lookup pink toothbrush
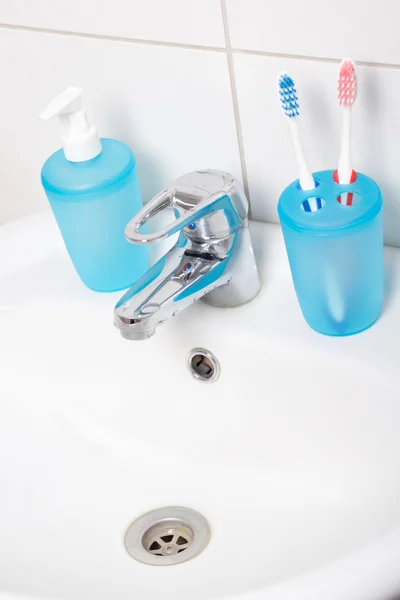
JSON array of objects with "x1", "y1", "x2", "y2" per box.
[{"x1": 334, "y1": 58, "x2": 357, "y2": 205}]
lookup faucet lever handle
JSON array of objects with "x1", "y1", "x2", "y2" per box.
[
  {"x1": 124, "y1": 188, "x2": 199, "y2": 244},
  {"x1": 124, "y1": 170, "x2": 248, "y2": 245},
  {"x1": 125, "y1": 191, "x2": 241, "y2": 245}
]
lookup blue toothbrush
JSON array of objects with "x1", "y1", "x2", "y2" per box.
[{"x1": 278, "y1": 73, "x2": 316, "y2": 207}]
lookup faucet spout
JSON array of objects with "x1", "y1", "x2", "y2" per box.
[
  {"x1": 114, "y1": 243, "x2": 232, "y2": 340},
  {"x1": 114, "y1": 170, "x2": 260, "y2": 340},
  {"x1": 118, "y1": 325, "x2": 155, "y2": 341}
]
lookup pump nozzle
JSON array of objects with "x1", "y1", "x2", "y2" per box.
[{"x1": 40, "y1": 87, "x2": 102, "y2": 162}]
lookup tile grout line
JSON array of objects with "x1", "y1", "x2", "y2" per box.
[
  {"x1": 232, "y1": 47, "x2": 400, "y2": 70},
  {"x1": 2, "y1": 22, "x2": 400, "y2": 70},
  {"x1": 219, "y1": 0, "x2": 251, "y2": 205},
  {"x1": 0, "y1": 22, "x2": 226, "y2": 53}
]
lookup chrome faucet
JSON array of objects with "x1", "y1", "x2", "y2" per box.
[{"x1": 114, "y1": 170, "x2": 260, "y2": 340}]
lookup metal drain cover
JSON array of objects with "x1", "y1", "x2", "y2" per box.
[
  {"x1": 187, "y1": 348, "x2": 220, "y2": 383},
  {"x1": 124, "y1": 506, "x2": 211, "y2": 566}
]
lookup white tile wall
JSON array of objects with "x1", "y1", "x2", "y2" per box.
[
  {"x1": 226, "y1": 0, "x2": 400, "y2": 64},
  {"x1": 1, "y1": 0, "x2": 400, "y2": 247},
  {"x1": 0, "y1": 0, "x2": 225, "y2": 47}
]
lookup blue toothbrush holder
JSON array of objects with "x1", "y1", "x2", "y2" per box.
[{"x1": 278, "y1": 170, "x2": 384, "y2": 336}]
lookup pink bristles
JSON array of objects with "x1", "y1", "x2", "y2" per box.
[{"x1": 338, "y1": 59, "x2": 357, "y2": 106}]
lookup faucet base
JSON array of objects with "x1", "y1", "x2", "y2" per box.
[{"x1": 202, "y1": 225, "x2": 261, "y2": 308}]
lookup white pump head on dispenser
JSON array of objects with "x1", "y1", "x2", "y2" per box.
[{"x1": 40, "y1": 87, "x2": 102, "y2": 162}]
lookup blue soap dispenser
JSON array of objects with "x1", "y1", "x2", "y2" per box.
[{"x1": 40, "y1": 87, "x2": 148, "y2": 292}]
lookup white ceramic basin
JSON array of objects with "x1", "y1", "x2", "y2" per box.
[{"x1": 1, "y1": 212, "x2": 400, "y2": 600}]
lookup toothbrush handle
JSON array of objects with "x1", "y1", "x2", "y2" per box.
[
  {"x1": 333, "y1": 168, "x2": 357, "y2": 206},
  {"x1": 289, "y1": 118, "x2": 315, "y2": 191},
  {"x1": 333, "y1": 169, "x2": 357, "y2": 184},
  {"x1": 338, "y1": 107, "x2": 352, "y2": 184}
]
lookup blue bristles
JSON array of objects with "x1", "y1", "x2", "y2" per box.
[{"x1": 278, "y1": 73, "x2": 299, "y2": 118}]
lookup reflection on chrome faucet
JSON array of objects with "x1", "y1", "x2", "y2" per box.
[{"x1": 114, "y1": 170, "x2": 261, "y2": 340}]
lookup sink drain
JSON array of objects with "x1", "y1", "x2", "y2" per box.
[
  {"x1": 142, "y1": 519, "x2": 193, "y2": 556},
  {"x1": 124, "y1": 506, "x2": 211, "y2": 566},
  {"x1": 187, "y1": 348, "x2": 220, "y2": 383}
]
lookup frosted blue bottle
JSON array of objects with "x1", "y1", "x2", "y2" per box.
[
  {"x1": 278, "y1": 170, "x2": 384, "y2": 336},
  {"x1": 40, "y1": 87, "x2": 148, "y2": 292}
]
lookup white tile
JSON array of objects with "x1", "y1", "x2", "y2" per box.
[
  {"x1": 0, "y1": 28, "x2": 241, "y2": 223},
  {"x1": 227, "y1": 0, "x2": 400, "y2": 64},
  {"x1": 234, "y1": 53, "x2": 400, "y2": 246},
  {"x1": 0, "y1": 0, "x2": 225, "y2": 48}
]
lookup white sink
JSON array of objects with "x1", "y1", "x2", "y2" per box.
[{"x1": 1, "y1": 211, "x2": 400, "y2": 600}]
